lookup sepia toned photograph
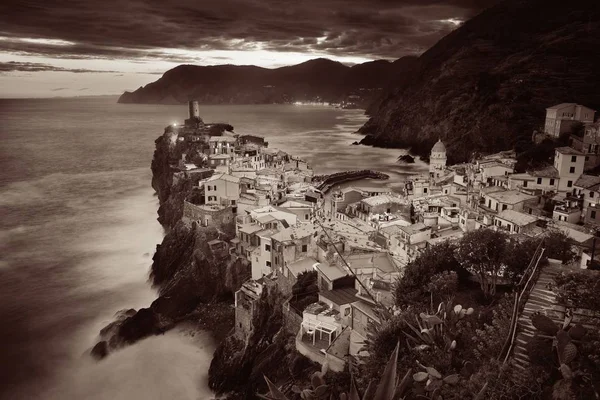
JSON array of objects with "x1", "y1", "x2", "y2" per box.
[{"x1": 1, "y1": 1, "x2": 599, "y2": 399}]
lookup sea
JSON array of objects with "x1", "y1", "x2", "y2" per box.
[{"x1": 0, "y1": 96, "x2": 427, "y2": 400}]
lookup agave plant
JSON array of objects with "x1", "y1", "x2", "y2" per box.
[{"x1": 259, "y1": 342, "x2": 412, "y2": 400}]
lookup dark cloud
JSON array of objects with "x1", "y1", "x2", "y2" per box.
[
  {"x1": 0, "y1": 61, "x2": 119, "y2": 73},
  {"x1": 0, "y1": 0, "x2": 501, "y2": 62}
]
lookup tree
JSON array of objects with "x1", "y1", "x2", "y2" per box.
[
  {"x1": 456, "y1": 229, "x2": 508, "y2": 298},
  {"x1": 394, "y1": 241, "x2": 465, "y2": 306},
  {"x1": 544, "y1": 230, "x2": 576, "y2": 264},
  {"x1": 503, "y1": 236, "x2": 542, "y2": 282}
]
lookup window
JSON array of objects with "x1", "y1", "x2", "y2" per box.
[
  {"x1": 423, "y1": 188, "x2": 428, "y2": 194},
  {"x1": 265, "y1": 244, "x2": 270, "y2": 252},
  {"x1": 523, "y1": 180, "x2": 528, "y2": 187},
  {"x1": 591, "y1": 192, "x2": 595, "y2": 198},
  {"x1": 592, "y1": 211, "x2": 597, "y2": 219},
  {"x1": 550, "y1": 179, "x2": 555, "y2": 185},
  {"x1": 537, "y1": 178, "x2": 542, "y2": 184},
  {"x1": 571, "y1": 156, "x2": 577, "y2": 162},
  {"x1": 274, "y1": 257, "x2": 278, "y2": 265},
  {"x1": 305, "y1": 214, "x2": 309, "y2": 220},
  {"x1": 567, "y1": 181, "x2": 573, "y2": 188},
  {"x1": 569, "y1": 167, "x2": 575, "y2": 173},
  {"x1": 207, "y1": 186, "x2": 211, "y2": 191},
  {"x1": 266, "y1": 261, "x2": 271, "y2": 268},
  {"x1": 502, "y1": 204, "x2": 508, "y2": 211},
  {"x1": 302, "y1": 244, "x2": 307, "y2": 252}
]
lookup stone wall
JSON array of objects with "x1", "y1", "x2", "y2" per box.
[
  {"x1": 183, "y1": 201, "x2": 234, "y2": 227},
  {"x1": 282, "y1": 301, "x2": 302, "y2": 335}
]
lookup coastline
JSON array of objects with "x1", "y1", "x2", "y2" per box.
[{"x1": 89, "y1": 102, "x2": 429, "y2": 399}]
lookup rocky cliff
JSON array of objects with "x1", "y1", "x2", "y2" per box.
[
  {"x1": 118, "y1": 57, "x2": 417, "y2": 106},
  {"x1": 93, "y1": 127, "x2": 250, "y2": 358},
  {"x1": 359, "y1": 0, "x2": 600, "y2": 163}
]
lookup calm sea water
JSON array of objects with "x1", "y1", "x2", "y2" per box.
[{"x1": 0, "y1": 97, "x2": 426, "y2": 400}]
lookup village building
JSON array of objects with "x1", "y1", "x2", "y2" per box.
[
  {"x1": 574, "y1": 174, "x2": 600, "y2": 217},
  {"x1": 508, "y1": 166, "x2": 559, "y2": 193},
  {"x1": 569, "y1": 122, "x2": 600, "y2": 170},
  {"x1": 349, "y1": 194, "x2": 410, "y2": 224},
  {"x1": 480, "y1": 189, "x2": 537, "y2": 214},
  {"x1": 553, "y1": 199, "x2": 582, "y2": 224},
  {"x1": 544, "y1": 103, "x2": 596, "y2": 138},
  {"x1": 493, "y1": 209, "x2": 539, "y2": 235},
  {"x1": 429, "y1": 139, "x2": 447, "y2": 178},
  {"x1": 324, "y1": 187, "x2": 365, "y2": 219},
  {"x1": 553, "y1": 147, "x2": 586, "y2": 193},
  {"x1": 234, "y1": 278, "x2": 264, "y2": 340},
  {"x1": 202, "y1": 173, "x2": 240, "y2": 210},
  {"x1": 278, "y1": 199, "x2": 314, "y2": 222}
]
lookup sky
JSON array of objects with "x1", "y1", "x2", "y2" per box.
[{"x1": 0, "y1": 0, "x2": 500, "y2": 98}]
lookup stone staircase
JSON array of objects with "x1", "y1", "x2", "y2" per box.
[{"x1": 511, "y1": 260, "x2": 576, "y2": 372}]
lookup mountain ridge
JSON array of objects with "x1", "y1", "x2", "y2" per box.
[
  {"x1": 359, "y1": 0, "x2": 600, "y2": 163},
  {"x1": 118, "y1": 57, "x2": 417, "y2": 106}
]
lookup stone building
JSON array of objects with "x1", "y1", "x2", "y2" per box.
[{"x1": 429, "y1": 139, "x2": 447, "y2": 178}]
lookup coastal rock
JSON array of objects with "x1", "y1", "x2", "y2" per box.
[
  {"x1": 397, "y1": 154, "x2": 415, "y2": 164},
  {"x1": 91, "y1": 341, "x2": 108, "y2": 360},
  {"x1": 208, "y1": 285, "x2": 295, "y2": 398}
]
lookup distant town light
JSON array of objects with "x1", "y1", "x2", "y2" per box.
[{"x1": 172, "y1": 122, "x2": 177, "y2": 126}]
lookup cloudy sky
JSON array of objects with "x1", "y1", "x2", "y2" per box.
[{"x1": 0, "y1": 0, "x2": 499, "y2": 98}]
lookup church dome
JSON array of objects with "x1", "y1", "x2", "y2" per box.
[{"x1": 431, "y1": 139, "x2": 446, "y2": 153}]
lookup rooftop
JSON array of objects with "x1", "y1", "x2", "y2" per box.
[
  {"x1": 271, "y1": 223, "x2": 318, "y2": 242},
  {"x1": 555, "y1": 147, "x2": 584, "y2": 156},
  {"x1": 362, "y1": 194, "x2": 408, "y2": 207},
  {"x1": 546, "y1": 103, "x2": 576, "y2": 110},
  {"x1": 529, "y1": 166, "x2": 559, "y2": 178},
  {"x1": 345, "y1": 252, "x2": 399, "y2": 274},
  {"x1": 256, "y1": 228, "x2": 279, "y2": 239},
  {"x1": 399, "y1": 222, "x2": 431, "y2": 235},
  {"x1": 315, "y1": 261, "x2": 349, "y2": 282},
  {"x1": 279, "y1": 199, "x2": 313, "y2": 208},
  {"x1": 496, "y1": 209, "x2": 538, "y2": 226},
  {"x1": 487, "y1": 190, "x2": 536, "y2": 205},
  {"x1": 205, "y1": 172, "x2": 240, "y2": 184},
  {"x1": 319, "y1": 287, "x2": 358, "y2": 306},
  {"x1": 287, "y1": 257, "x2": 319, "y2": 278},
  {"x1": 431, "y1": 139, "x2": 446, "y2": 153},
  {"x1": 575, "y1": 174, "x2": 600, "y2": 190},
  {"x1": 238, "y1": 223, "x2": 264, "y2": 235},
  {"x1": 209, "y1": 135, "x2": 236, "y2": 142}
]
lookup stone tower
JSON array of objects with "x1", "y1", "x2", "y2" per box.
[
  {"x1": 429, "y1": 139, "x2": 447, "y2": 178},
  {"x1": 188, "y1": 100, "x2": 200, "y2": 119}
]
